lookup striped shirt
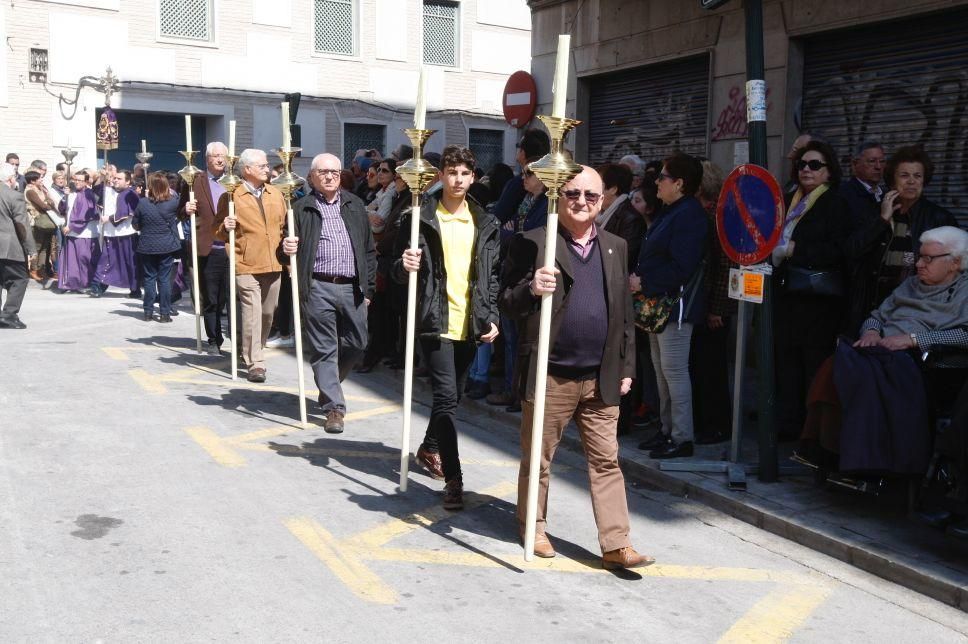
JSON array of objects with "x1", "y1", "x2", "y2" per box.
[{"x1": 313, "y1": 191, "x2": 356, "y2": 277}]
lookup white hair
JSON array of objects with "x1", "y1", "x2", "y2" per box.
[
  {"x1": 619, "y1": 154, "x2": 645, "y2": 176},
  {"x1": 238, "y1": 148, "x2": 265, "y2": 169},
  {"x1": 206, "y1": 141, "x2": 227, "y2": 157},
  {"x1": 0, "y1": 163, "x2": 15, "y2": 182},
  {"x1": 921, "y1": 226, "x2": 968, "y2": 270}
]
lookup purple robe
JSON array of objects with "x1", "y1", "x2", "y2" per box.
[
  {"x1": 58, "y1": 188, "x2": 101, "y2": 290},
  {"x1": 112, "y1": 187, "x2": 140, "y2": 225},
  {"x1": 93, "y1": 187, "x2": 141, "y2": 290}
]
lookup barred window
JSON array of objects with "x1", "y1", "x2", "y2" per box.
[
  {"x1": 469, "y1": 129, "x2": 504, "y2": 174},
  {"x1": 343, "y1": 124, "x2": 386, "y2": 167},
  {"x1": 159, "y1": 0, "x2": 213, "y2": 42},
  {"x1": 423, "y1": 1, "x2": 458, "y2": 67},
  {"x1": 315, "y1": 0, "x2": 356, "y2": 56}
]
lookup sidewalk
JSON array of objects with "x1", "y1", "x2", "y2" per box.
[{"x1": 363, "y1": 364, "x2": 968, "y2": 612}]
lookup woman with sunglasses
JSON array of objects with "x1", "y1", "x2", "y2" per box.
[
  {"x1": 773, "y1": 140, "x2": 852, "y2": 440},
  {"x1": 845, "y1": 146, "x2": 957, "y2": 334},
  {"x1": 631, "y1": 152, "x2": 708, "y2": 459}
]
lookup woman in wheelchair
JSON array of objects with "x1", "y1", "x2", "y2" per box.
[{"x1": 798, "y1": 226, "x2": 968, "y2": 478}]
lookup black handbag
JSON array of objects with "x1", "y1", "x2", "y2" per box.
[{"x1": 783, "y1": 265, "x2": 845, "y2": 297}]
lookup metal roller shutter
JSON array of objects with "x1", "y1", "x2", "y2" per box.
[
  {"x1": 801, "y1": 8, "x2": 968, "y2": 226},
  {"x1": 586, "y1": 54, "x2": 710, "y2": 167}
]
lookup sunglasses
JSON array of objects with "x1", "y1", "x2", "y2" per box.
[
  {"x1": 796, "y1": 159, "x2": 828, "y2": 171},
  {"x1": 562, "y1": 189, "x2": 602, "y2": 205}
]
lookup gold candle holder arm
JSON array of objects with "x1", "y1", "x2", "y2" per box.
[
  {"x1": 271, "y1": 147, "x2": 308, "y2": 427},
  {"x1": 218, "y1": 155, "x2": 242, "y2": 380},
  {"x1": 395, "y1": 128, "x2": 438, "y2": 493},
  {"x1": 521, "y1": 114, "x2": 582, "y2": 562}
]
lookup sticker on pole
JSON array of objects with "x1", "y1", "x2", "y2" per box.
[{"x1": 715, "y1": 164, "x2": 784, "y2": 266}]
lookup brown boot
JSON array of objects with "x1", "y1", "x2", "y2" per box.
[
  {"x1": 29, "y1": 269, "x2": 43, "y2": 282},
  {"x1": 324, "y1": 410, "x2": 345, "y2": 434},
  {"x1": 602, "y1": 546, "x2": 655, "y2": 570},
  {"x1": 416, "y1": 444, "x2": 444, "y2": 479},
  {"x1": 442, "y1": 478, "x2": 463, "y2": 511},
  {"x1": 519, "y1": 530, "x2": 556, "y2": 558}
]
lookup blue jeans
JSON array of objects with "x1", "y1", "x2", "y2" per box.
[
  {"x1": 502, "y1": 315, "x2": 518, "y2": 393},
  {"x1": 468, "y1": 342, "x2": 492, "y2": 384},
  {"x1": 141, "y1": 252, "x2": 175, "y2": 315}
]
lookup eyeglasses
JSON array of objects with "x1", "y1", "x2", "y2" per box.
[
  {"x1": 796, "y1": 159, "x2": 828, "y2": 171},
  {"x1": 523, "y1": 169, "x2": 535, "y2": 178},
  {"x1": 312, "y1": 169, "x2": 341, "y2": 177},
  {"x1": 657, "y1": 172, "x2": 676, "y2": 182},
  {"x1": 248, "y1": 163, "x2": 271, "y2": 169},
  {"x1": 916, "y1": 252, "x2": 951, "y2": 265},
  {"x1": 562, "y1": 189, "x2": 601, "y2": 205},
  {"x1": 377, "y1": 168, "x2": 392, "y2": 174}
]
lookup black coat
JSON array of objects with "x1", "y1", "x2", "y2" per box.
[
  {"x1": 603, "y1": 197, "x2": 646, "y2": 273},
  {"x1": 289, "y1": 189, "x2": 376, "y2": 304},
  {"x1": 132, "y1": 197, "x2": 181, "y2": 255},
  {"x1": 844, "y1": 195, "x2": 958, "y2": 334},
  {"x1": 391, "y1": 194, "x2": 500, "y2": 341},
  {"x1": 499, "y1": 227, "x2": 635, "y2": 406},
  {"x1": 775, "y1": 187, "x2": 852, "y2": 345}
]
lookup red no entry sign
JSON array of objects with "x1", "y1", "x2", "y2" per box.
[
  {"x1": 715, "y1": 164, "x2": 785, "y2": 265},
  {"x1": 503, "y1": 71, "x2": 537, "y2": 128}
]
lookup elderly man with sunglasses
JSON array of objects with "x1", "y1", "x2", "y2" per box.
[
  {"x1": 499, "y1": 165, "x2": 653, "y2": 570},
  {"x1": 282, "y1": 153, "x2": 375, "y2": 433}
]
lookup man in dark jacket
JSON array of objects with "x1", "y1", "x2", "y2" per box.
[
  {"x1": 394, "y1": 145, "x2": 500, "y2": 511},
  {"x1": 499, "y1": 165, "x2": 652, "y2": 570},
  {"x1": 282, "y1": 153, "x2": 376, "y2": 433},
  {"x1": 0, "y1": 163, "x2": 37, "y2": 328}
]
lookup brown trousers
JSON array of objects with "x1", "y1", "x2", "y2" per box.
[
  {"x1": 237, "y1": 272, "x2": 281, "y2": 370},
  {"x1": 518, "y1": 374, "x2": 632, "y2": 553}
]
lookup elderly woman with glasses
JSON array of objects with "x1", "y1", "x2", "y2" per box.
[
  {"x1": 631, "y1": 152, "x2": 708, "y2": 459},
  {"x1": 800, "y1": 226, "x2": 968, "y2": 476},
  {"x1": 773, "y1": 139, "x2": 852, "y2": 440},
  {"x1": 845, "y1": 145, "x2": 958, "y2": 333}
]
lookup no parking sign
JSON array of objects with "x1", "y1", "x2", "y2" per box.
[{"x1": 715, "y1": 164, "x2": 784, "y2": 266}]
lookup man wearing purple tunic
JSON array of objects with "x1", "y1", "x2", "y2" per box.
[
  {"x1": 58, "y1": 170, "x2": 101, "y2": 293},
  {"x1": 91, "y1": 170, "x2": 141, "y2": 297}
]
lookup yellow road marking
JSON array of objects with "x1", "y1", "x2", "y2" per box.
[
  {"x1": 184, "y1": 426, "x2": 247, "y2": 467},
  {"x1": 284, "y1": 517, "x2": 397, "y2": 605},
  {"x1": 353, "y1": 482, "x2": 517, "y2": 549},
  {"x1": 128, "y1": 369, "x2": 168, "y2": 394},
  {"x1": 718, "y1": 582, "x2": 833, "y2": 643},
  {"x1": 102, "y1": 347, "x2": 129, "y2": 361}
]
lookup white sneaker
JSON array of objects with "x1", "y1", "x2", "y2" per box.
[{"x1": 266, "y1": 335, "x2": 295, "y2": 348}]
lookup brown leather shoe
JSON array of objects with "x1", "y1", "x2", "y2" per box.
[
  {"x1": 29, "y1": 269, "x2": 43, "y2": 282},
  {"x1": 324, "y1": 410, "x2": 345, "y2": 434},
  {"x1": 416, "y1": 444, "x2": 444, "y2": 480},
  {"x1": 518, "y1": 531, "x2": 556, "y2": 558},
  {"x1": 602, "y1": 546, "x2": 655, "y2": 570},
  {"x1": 442, "y1": 478, "x2": 463, "y2": 511},
  {"x1": 247, "y1": 367, "x2": 266, "y2": 383}
]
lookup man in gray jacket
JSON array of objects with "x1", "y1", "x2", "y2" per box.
[{"x1": 0, "y1": 162, "x2": 37, "y2": 328}]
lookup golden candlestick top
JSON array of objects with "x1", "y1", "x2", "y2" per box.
[
  {"x1": 271, "y1": 147, "x2": 304, "y2": 199},
  {"x1": 218, "y1": 154, "x2": 243, "y2": 195},
  {"x1": 397, "y1": 128, "x2": 439, "y2": 194},
  {"x1": 177, "y1": 150, "x2": 202, "y2": 188},
  {"x1": 527, "y1": 115, "x2": 583, "y2": 196}
]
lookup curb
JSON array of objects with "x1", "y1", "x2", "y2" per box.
[{"x1": 362, "y1": 367, "x2": 968, "y2": 612}]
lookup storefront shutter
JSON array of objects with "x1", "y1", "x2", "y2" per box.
[
  {"x1": 586, "y1": 54, "x2": 710, "y2": 167},
  {"x1": 801, "y1": 7, "x2": 968, "y2": 226}
]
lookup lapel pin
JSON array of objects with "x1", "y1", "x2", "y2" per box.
[{"x1": 608, "y1": 248, "x2": 613, "y2": 254}]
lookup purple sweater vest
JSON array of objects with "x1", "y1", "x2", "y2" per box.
[{"x1": 548, "y1": 240, "x2": 608, "y2": 379}]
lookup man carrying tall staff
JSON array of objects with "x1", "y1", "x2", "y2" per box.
[
  {"x1": 394, "y1": 145, "x2": 501, "y2": 510},
  {"x1": 282, "y1": 153, "x2": 376, "y2": 433},
  {"x1": 214, "y1": 149, "x2": 286, "y2": 383},
  {"x1": 182, "y1": 142, "x2": 231, "y2": 355},
  {"x1": 499, "y1": 165, "x2": 653, "y2": 569}
]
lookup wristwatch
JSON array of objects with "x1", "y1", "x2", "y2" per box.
[{"x1": 909, "y1": 333, "x2": 918, "y2": 348}]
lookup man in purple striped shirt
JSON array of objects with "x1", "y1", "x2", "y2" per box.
[{"x1": 283, "y1": 153, "x2": 376, "y2": 433}]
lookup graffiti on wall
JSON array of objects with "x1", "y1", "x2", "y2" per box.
[
  {"x1": 711, "y1": 85, "x2": 772, "y2": 142},
  {"x1": 802, "y1": 70, "x2": 968, "y2": 219}
]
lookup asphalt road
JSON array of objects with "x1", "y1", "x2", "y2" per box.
[{"x1": 2, "y1": 282, "x2": 967, "y2": 642}]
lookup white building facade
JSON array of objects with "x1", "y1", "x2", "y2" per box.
[{"x1": 1, "y1": 0, "x2": 532, "y2": 173}]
